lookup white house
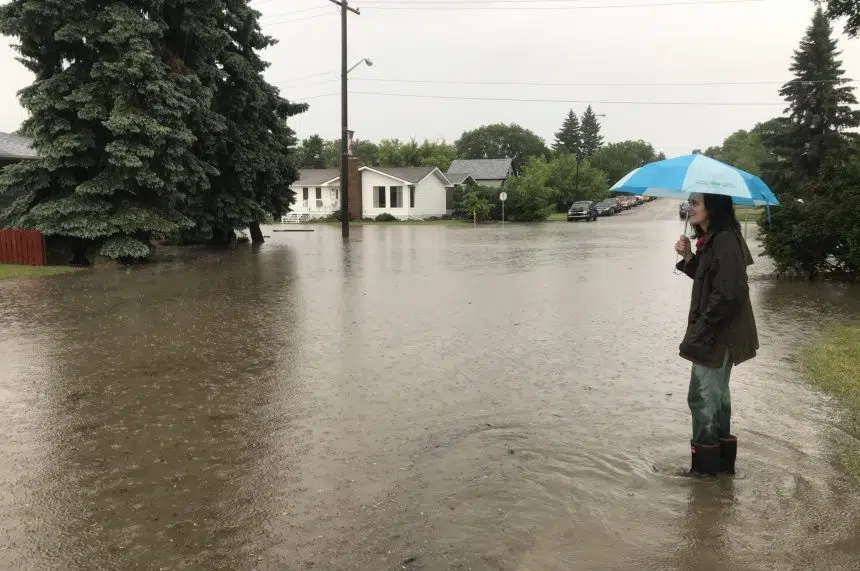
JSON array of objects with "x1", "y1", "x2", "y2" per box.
[
  {"x1": 359, "y1": 166, "x2": 452, "y2": 220},
  {"x1": 289, "y1": 168, "x2": 340, "y2": 219},
  {"x1": 446, "y1": 158, "x2": 513, "y2": 188}
]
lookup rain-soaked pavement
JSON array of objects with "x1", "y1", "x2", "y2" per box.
[{"x1": 1, "y1": 199, "x2": 859, "y2": 571}]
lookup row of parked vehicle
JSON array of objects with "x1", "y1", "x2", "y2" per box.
[{"x1": 566, "y1": 195, "x2": 651, "y2": 222}]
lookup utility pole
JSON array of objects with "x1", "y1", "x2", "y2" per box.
[{"x1": 329, "y1": 0, "x2": 360, "y2": 239}]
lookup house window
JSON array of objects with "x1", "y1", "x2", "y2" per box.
[
  {"x1": 374, "y1": 186, "x2": 386, "y2": 208},
  {"x1": 302, "y1": 188, "x2": 309, "y2": 201},
  {"x1": 390, "y1": 186, "x2": 403, "y2": 208},
  {"x1": 409, "y1": 185, "x2": 415, "y2": 208},
  {"x1": 315, "y1": 187, "x2": 322, "y2": 200},
  {"x1": 333, "y1": 188, "x2": 339, "y2": 201}
]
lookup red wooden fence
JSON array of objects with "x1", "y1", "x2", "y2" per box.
[{"x1": 0, "y1": 229, "x2": 46, "y2": 266}]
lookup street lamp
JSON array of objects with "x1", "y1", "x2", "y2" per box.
[
  {"x1": 347, "y1": 58, "x2": 373, "y2": 75},
  {"x1": 575, "y1": 113, "x2": 607, "y2": 200}
]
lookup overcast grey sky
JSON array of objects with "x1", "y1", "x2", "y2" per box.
[{"x1": 1, "y1": 0, "x2": 858, "y2": 157}]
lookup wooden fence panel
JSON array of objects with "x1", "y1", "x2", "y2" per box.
[{"x1": 0, "y1": 229, "x2": 46, "y2": 266}]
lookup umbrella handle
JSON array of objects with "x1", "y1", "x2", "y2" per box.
[{"x1": 673, "y1": 216, "x2": 690, "y2": 274}]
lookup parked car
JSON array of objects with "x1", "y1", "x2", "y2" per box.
[
  {"x1": 618, "y1": 196, "x2": 635, "y2": 210},
  {"x1": 567, "y1": 201, "x2": 599, "y2": 222},
  {"x1": 631, "y1": 195, "x2": 644, "y2": 206},
  {"x1": 595, "y1": 199, "x2": 618, "y2": 216},
  {"x1": 679, "y1": 201, "x2": 691, "y2": 219}
]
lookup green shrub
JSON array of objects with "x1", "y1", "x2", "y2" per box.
[{"x1": 455, "y1": 190, "x2": 492, "y2": 221}]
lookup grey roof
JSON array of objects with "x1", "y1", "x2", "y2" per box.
[
  {"x1": 293, "y1": 168, "x2": 340, "y2": 186},
  {"x1": 445, "y1": 172, "x2": 474, "y2": 185},
  {"x1": 447, "y1": 158, "x2": 512, "y2": 181},
  {"x1": 0, "y1": 132, "x2": 38, "y2": 160},
  {"x1": 363, "y1": 166, "x2": 442, "y2": 184}
]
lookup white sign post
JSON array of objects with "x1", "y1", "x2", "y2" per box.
[{"x1": 499, "y1": 191, "x2": 508, "y2": 225}]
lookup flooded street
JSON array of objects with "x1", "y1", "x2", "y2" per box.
[{"x1": 2, "y1": 200, "x2": 859, "y2": 570}]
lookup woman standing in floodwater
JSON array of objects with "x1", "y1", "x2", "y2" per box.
[{"x1": 674, "y1": 193, "x2": 759, "y2": 477}]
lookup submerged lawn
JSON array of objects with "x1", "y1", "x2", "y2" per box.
[
  {"x1": 804, "y1": 326, "x2": 860, "y2": 484},
  {"x1": 0, "y1": 264, "x2": 78, "y2": 280}
]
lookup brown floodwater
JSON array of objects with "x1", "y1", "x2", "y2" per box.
[{"x1": 1, "y1": 200, "x2": 859, "y2": 570}]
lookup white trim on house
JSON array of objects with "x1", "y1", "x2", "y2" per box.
[
  {"x1": 359, "y1": 166, "x2": 412, "y2": 185},
  {"x1": 358, "y1": 166, "x2": 452, "y2": 188}
]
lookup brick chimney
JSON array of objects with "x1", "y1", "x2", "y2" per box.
[{"x1": 347, "y1": 156, "x2": 362, "y2": 220}]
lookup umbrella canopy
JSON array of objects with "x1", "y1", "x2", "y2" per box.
[{"x1": 610, "y1": 154, "x2": 780, "y2": 206}]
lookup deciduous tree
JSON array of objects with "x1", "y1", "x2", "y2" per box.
[
  {"x1": 590, "y1": 140, "x2": 661, "y2": 186},
  {"x1": 455, "y1": 123, "x2": 549, "y2": 175}
]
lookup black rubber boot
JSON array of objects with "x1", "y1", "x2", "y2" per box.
[
  {"x1": 688, "y1": 440, "x2": 721, "y2": 477},
  {"x1": 719, "y1": 435, "x2": 737, "y2": 475}
]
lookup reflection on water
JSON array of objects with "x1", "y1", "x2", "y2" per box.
[
  {"x1": 1, "y1": 203, "x2": 859, "y2": 570},
  {"x1": 670, "y1": 480, "x2": 739, "y2": 571}
]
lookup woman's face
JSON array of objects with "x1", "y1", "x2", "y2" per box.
[{"x1": 688, "y1": 193, "x2": 708, "y2": 227}]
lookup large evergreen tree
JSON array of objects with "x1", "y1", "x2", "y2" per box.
[
  {"x1": 0, "y1": 0, "x2": 215, "y2": 261},
  {"x1": 552, "y1": 109, "x2": 581, "y2": 157},
  {"x1": 171, "y1": 0, "x2": 306, "y2": 246},
  {"x1": 766, "y1": 7, "x2": 860, "y2": 186},
  {"x1": 0, "y1": 0, "x2": 305, "y2": 256},
  {"x1": 760, "y1": 7, "x2": 860, "y2": 278},
  {"x1": 579, "y1": 105, "x2": 604, "y2": 158}
]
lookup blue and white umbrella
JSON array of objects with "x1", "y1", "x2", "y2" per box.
[{"x1": 610, "y1": 153, "x2": 780, "y2": 207}]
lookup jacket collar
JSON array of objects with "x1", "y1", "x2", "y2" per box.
[{"x1": 695, "y1": 230, "x2": 716, "y2": 253}]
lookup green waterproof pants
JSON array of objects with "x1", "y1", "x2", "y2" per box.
[{"x1": 687, "y1": 351, "x2": 733, "y2": 445}]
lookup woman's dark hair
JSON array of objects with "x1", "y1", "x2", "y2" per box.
[{"x1": 692, "y1": 193, "x2": 741, "y2": 238}]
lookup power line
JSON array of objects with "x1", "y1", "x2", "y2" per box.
[
  {"x1": 360, "y1": 0, "x2": 649, "y2": 3},
  {"x1": 281, "y1": 76, "x2": 856, "y2": 88},
  {"x1": 279, "y1": 78, "x2": 340, "y2": 88},
  {"x1": 260, "y1": 0, "x2": 763, "y2": 27},
  {"x1": 292, "y1": 91, "x2": 785, "y2": 106},
  {"x1": 354, "y1": 91, "x2": 785, "y2": 105},
  {"x1": 294, "y1": 92, "x2": 341, "y2": 101},
  {"x1": 359, "y1": 0, "x2": 728, "y2": 3},
  {"x1": 278, "y1": 71, "x2": 336, "y2": 84},
  {"x1": 278, "y1": 75, "x2": 857, "y2": 89},
  {"x1": 265, "y1": 12, "x2": 337, "y2": 25},
  {"x1": 355, "y1": 0, "x2": 764, "y2": 10},
  {"x1": 260, "y1": 4, "x2": 341, "y2": 19},
  {"x1": 266, "y1": 6, "x2": 332, "y2": 16},
  {"x1": 358, "y1": 77, "x2": 854, "y2": 87}
]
